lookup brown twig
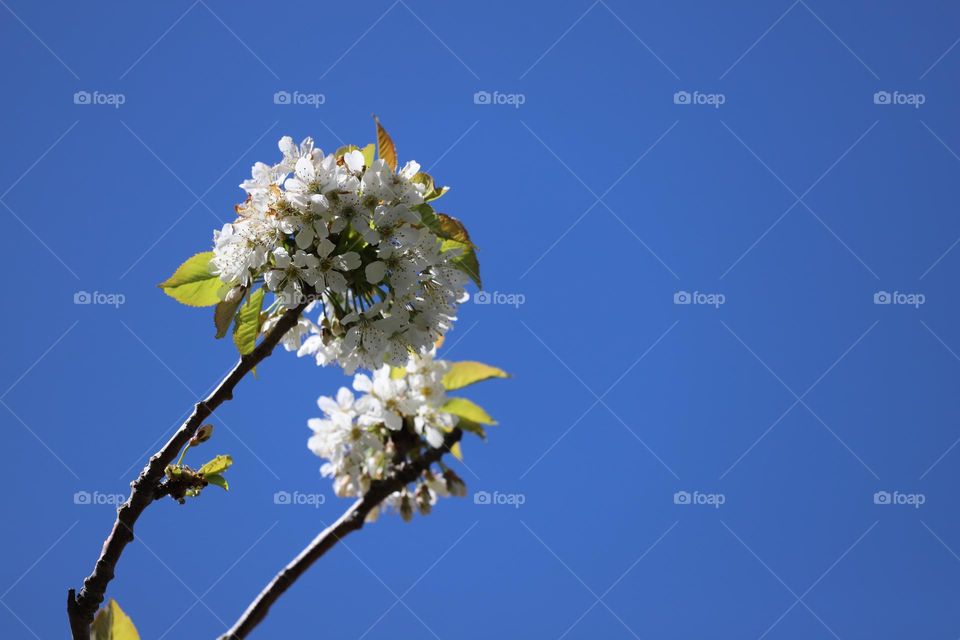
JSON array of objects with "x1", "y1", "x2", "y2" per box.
[
  {"x1": 67, "y1": 302, "x2": 308, "y2": 639},
  {"x1": 218, "y1": 428, "x2": 463, "y2": 640}
]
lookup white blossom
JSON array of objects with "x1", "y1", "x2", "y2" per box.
[
  {"x1": 307, "y1": 353, "x2": 466, "y2": 519},
  {"x1": 210, "y1": 134, "x2": 470, "y2": 374}
]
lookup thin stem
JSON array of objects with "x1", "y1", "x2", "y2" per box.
[
  {"x1": 66, "y1": 302, "x2": 309, "y2": 640},
  {"x1": 218, "y1": 428, "x2": 463, "y2": 640}
]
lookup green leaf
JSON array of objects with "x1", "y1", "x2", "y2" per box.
[
  {"x1": 411, "y1": 172, "x2": 449, "y2": 202},
  {"x1": 214, "y1": 287, "x2": 246, "y2": 339},
  {"x1": 443, "y1": 361, "x2": 509, "y2": 390},
  {"x1": 198, "y1": 454, "x2": 233, "y2": 476},
  {"x1": 458, "y1": 419, "x2": 487, "y2": 440},
  {"x1": 204, "y1": 473, "x2": 229, "y2": 491},
  {"x1": 435, "y1": 214, "x2": 472, "y2": 244},
  {"x1": 442, "y1": 397, "x2": 496, "y2": 425},
  {"x1": 334, "y1": 144, "x2": 359, "y2": 158},
  {"x1": 361, "y1": 143, "x2": 375, "y2": 168},
  {"x1": 450, "y1": 441, "x2": 463, "y2": 461},
  {"x1": 91, "y1": 599, "x2": 140, "y2": 640},
  {"x1": 233, "y1": 288, "x2": 265, "y2": 355},
  {"x1": 441, "y1": 239, "x2": 482, "y2": 289},
  {"x1": 390, "y1": 366, "x2": 406, "y2": 380},
  {"x1": 415, "y1": 206, "x2": 473, "y2": 245},
  {"x1": 374, "y1": 115, "x2": 397, "y2": 171},
  {"x1": 158, "y1": 252, "x2": 222, "y2": 307}
]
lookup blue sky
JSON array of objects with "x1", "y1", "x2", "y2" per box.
[{"x1": 2, "y1": 1, "x2": 960, "y2": 638}]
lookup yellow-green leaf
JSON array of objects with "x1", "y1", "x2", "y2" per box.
[
  {"x1": 411, "y1": 172, "x2": 449, "y2": 202},
  {"x1": 426, "y1": 185, "x2": 450, "y2": 202},
  {"x1": 435, "y1": 214, "x2": 472, "y2": 245},
  {"x1": 334, "y1": 144, "x2": 359, "y2": 157},
  {"x1": 233, "y1": 288, "x2": 264, "y2": 355},
  {"x1": 198, "y1": 454, "x2": 233, "y2": 476},
  {"x1": 390, "y1": 366, "x2": 406, "y2": 380},
  {"x1": 458, "y1": 419, "x2": 487, "y2": 440},
  {"x1": 443, "y1": 361, "x2": 509, "y2": 390},
  {"x1": 91, "y1": 599, "x2": 140, "y2": 640},
  {"x1": 374, "y1": 115, "x2": 397, "y2": 171},
  {"x1": 441, "y1": 239, "x2": 481, "y2": 289},
  {"x1": 450, "y1": 441, "x2": 463, "y2": 461},
  {"x1": 361, "y1": 143, "x2": 375, "y2": 168},
  {"x1": 214, "y1": 287, "x2": 246, "y2": 339},
  {"x1": 205, "y1": 473, "x2": 229, "y2": 491},
  {"x1": 442, "y1": 397, "x2": 496, "y2": 425},
  {"x1": 158, "y1": 252, "x2": 222, "y2": 307}
]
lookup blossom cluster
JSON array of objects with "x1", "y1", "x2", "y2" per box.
[
  {"x1": 211, "y1": 135, "x2": 470, "y2": 373},
  {"x1": 308, "y1": 352, "x2": 467, "y2": 521}
]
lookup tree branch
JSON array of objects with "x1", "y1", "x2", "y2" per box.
[
  {"x1": 67, "y1": 302, "x2": 309, "y2": 639},
  {"x1": 218, "y1": 428, "x2": 464, "y2": 640}
]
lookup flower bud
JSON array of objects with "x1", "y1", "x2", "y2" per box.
[
  {"x1": 399, "y1": 493, "x2": 414, "y2": 522},
  {"x1": 190, "y1": 424, "x2": 214, "y2": 446},
  {"x1": 443, "y1": 469, "x2": 467, "y2": 497},
  {"x1": 225, "y1": 285, "x2": 246, "y2": 303},
  {"x1": 415, "y1": 483, "x2": 433, "y2": 516}
]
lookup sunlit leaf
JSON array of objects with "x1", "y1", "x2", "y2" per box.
[
  {"x1": 158, "y1": 252, "x2": 222, "y2": 307},
  {"x1": 450, "y1": 441, "x2": 463, "y2": 461},
  {"x1": 458, "y1": 419, "x2": 487, "y2": 440},
  {"x1": 91, "y1": 599, "x2": 140, "y2": 640},
  {"x1": 361, "y1": 143, "x2": 375, "y2": 168},
  {"x1": 442, "y1": 397, "x2": 496, "y2": 425},
  {"x1": 214, "y1": 287, "x2": 246, "y2": 339},
  {"x1": 334, "y1": 144, "x2": 359, "y2": 157},
  {"x1": 205, "y1": 473, "x2": 229, "y2": 491},
  {"x1": 443, "y1": 361, "x2": 509, "y2": 390},
  {"x1": 233, "y1": 288, "x2": 264, "y2": 355},
  {"x1": 441, "y1": 239, "x2": 481, "y2": 289},
  {"x1": 374, "y1": 115, "x2": 397, "y2": 171},
  {"x1": 198, "y1": 454, "x2": 233, "y2": 476}
]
